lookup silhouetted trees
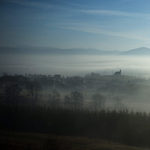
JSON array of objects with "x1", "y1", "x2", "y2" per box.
[
  {"x1": 40, "y1": 77, "x2": 49, "y2": 101},
  {"x1": 4, "y1": 84, "x2": 22, "y2": 105},
  {"x1": 26, "y1": 80, "x2": 42, "y2": 105},
  {"x1": 64, "y1": 94, "x2": 72, "y2": 107},
  {"x1": 48, "y1": 89, "x2": 61, "y2": 106},
  {"x1": 64, "y1": 91, "x2": 84, "y2": 108}
]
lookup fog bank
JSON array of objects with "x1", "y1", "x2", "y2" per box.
[{"x1": 0, "y1": 54, "x2": 150, "y2": 77}]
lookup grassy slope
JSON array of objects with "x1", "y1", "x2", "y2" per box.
[{"x1": 0, "y1": 131, "x2": 149, "y2": 150}]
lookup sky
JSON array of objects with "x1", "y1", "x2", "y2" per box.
[{"x1": 1, "y1": 0, "x2": 150, "y2": 51}]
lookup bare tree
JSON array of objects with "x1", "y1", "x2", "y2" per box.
[
  {"x1": 70, "y1": 91, "x2": 84, "y2": 109},
  {"x1": 64, "y1": 94, "x2": 73, "y2": 107},
  {"x1": 26, "y1": 80, "x2": 42, "y2": 105},
  {"x1": 48, "y1": 89, "x2": 61, "y2": 106}
]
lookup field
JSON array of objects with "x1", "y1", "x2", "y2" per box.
[{"x1": 0, "y1": 130, "x2": 150, "y2": 150}]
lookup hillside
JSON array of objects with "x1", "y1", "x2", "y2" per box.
[
  {"x1": 121, "y1": 47, "x2": 150, "y2": 55},
  {"x1": 0, "y1": 131, "x2": 149, "y2": 150}
]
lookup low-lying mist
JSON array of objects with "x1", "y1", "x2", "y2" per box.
[
  {"x1": 1, "y1": 54, "x2": 150, "y2": 112},
  {"x1": 1, "y1": 54, "x2": 150, "y2": 77}
]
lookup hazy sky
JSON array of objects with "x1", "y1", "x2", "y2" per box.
[{"x1": 1, "y1": 0, "x2": 150, "y2": 50}]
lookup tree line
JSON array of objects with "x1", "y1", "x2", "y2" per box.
[{"x1": 2, "y1": 80, "x2": 107, "y2": 110}]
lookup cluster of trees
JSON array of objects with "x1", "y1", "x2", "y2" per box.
[
  {"x1": 1, "y1": 104, "x2": 150, "y2": 148},
  {"x1": 64, "y1": 91, "x2": 84, "y2": 108},
  {"x1": 3, "y1": 81, "x2": 85, "y2": 108},
  {"x1": 2, "y1": 79, "x2": 108, "y2": 110}
]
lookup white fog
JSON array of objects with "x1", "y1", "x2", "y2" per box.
[
  {"x1": 2, "y1": 54, "x2": 150, "y2": 112},
  {"x1": 1, "y1": 54, "x2": 150, "y2": 77}
]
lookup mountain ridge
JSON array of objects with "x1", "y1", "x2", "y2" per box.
[
  {"x1": 0, "y1": 46, "x2": 150, "y2": 55},
  {"x1": 0, "y1": 46, "x2": 120, "y2": 55},
  {"x1": 120, "y1": 47, "x2": 150, "y2": 55}
]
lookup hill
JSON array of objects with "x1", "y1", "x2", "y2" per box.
[
  {"x1": 121, "y1": 47, "x2": 150, "y2": 55},
  {"x1": 0, "y1": 131, "x2": 149, "y2": 150}
]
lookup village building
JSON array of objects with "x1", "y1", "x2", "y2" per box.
[{"x1": 114, "y1": 70, "x2": 121, "y2": 76}]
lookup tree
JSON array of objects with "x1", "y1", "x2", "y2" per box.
[
  {"x1": 64, "y1": 94, "x2": 73, "y2": 107},
  {"x1": 70, "y1": 91, "x2": 84, "y2": 109},
  {"x1": 26, "y1": 80, "x2": 42, "y2": 105},
  {"x1": 40, "y1": 77, "x2": 49, "y2": 101},
  {"x1": 48, "y1": 89, "x2": 61, "y2": 106},
  {"x1": 91, "y1": 93, "x2": 105, "y2": 110},
  {"x1": 4, "y1": 84, "x2": 22, "y2": 105}
]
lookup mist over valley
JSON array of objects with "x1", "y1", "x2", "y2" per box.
[
  {"x1": 1, "y1": 46, "x2": 150, "y2": 113},
  {"x1": 1, "y1": 46, "x2": 150, "y2": 77}
]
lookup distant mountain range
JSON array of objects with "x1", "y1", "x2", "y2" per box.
[
  {"x1": 0, "y1": 46, "x2": 120, "y2": 55},
  {"x1": 0, "y1": 46, "x2": 150, "y2": 56}
]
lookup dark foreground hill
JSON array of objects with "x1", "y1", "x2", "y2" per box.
[
  {"x1": 0, "y1": 131, "x2": 149, "y2": 150},
  {"x1": 2, "y1": 104, "x2": 150, "y2": 148}
]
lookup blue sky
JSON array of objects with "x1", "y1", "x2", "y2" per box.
[{"x1": 1, "y1": 0, "x2": 150, "y2": 51}]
